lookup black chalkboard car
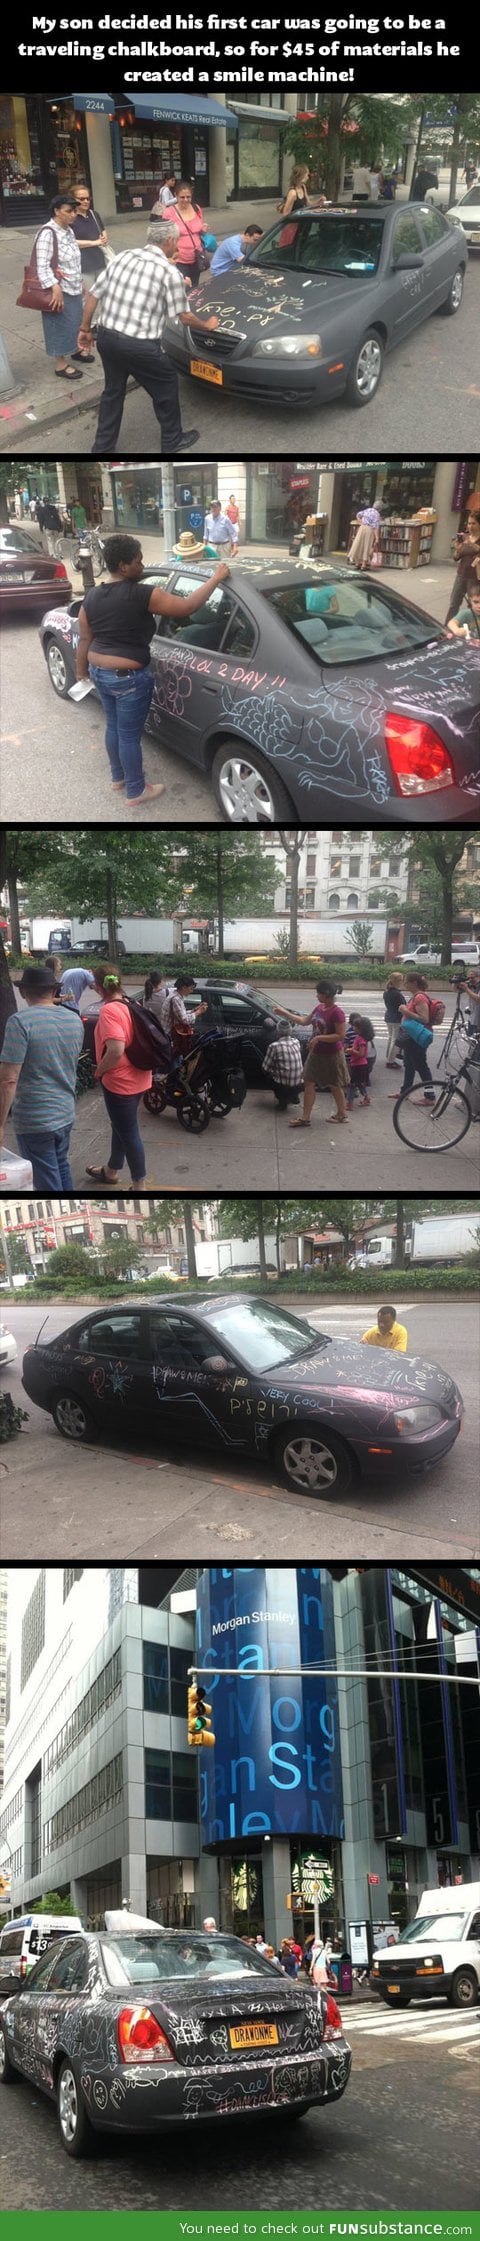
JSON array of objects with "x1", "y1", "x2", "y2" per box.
[
  {"x1": 163, "y1": 202, "x2": 467, "y2": 410},
  {"x1": 21, "y1": 1295, "x2": 464, "y2": 1494},
  {"x1": 0, "y1": 1924, "x2": 351, "y2": 2158},
  {"x1": 39, "y1": 557, "x2": 480, "y2": 825}
]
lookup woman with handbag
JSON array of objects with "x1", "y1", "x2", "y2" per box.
[
  {"x1": 71, "y1": 183, "x2": 113, "y2": 361},
  {"x1": 20, "y1": 194, "x2": 85, "y2": 382},
  {"x1": 396, "y1": 973, "x2": 435, "y2": 1101},
  {"x1": 153, "y1": 178, "x2": 205, "y2": 284}
]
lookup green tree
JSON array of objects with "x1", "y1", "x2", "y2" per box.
[
  {"x1": 39, "y1": 1244, "x2": 97, "y2": 1289},
  {"x1": 18, "y1": 828, "x2": 277, "y2": 963},
  {"x1": 408, "y1": 834, "x2": 477, "y2": 962},
  {"x1": 344, "y1": 921, "x2": 374, "y2": 957},
  {"x1": 412, "y1": 93, "x2": 480, "y2": 203},
  {"x1": 35, "y1": 1892, "x2": 77, "y2": 1915},
  {"x1": 277, "y1": 832, "x2": 309, "y2": 969},
  {"x1": 99, "y1": 1236, "x2": 138, "y2": 1283},
  {"x1": 284, "y1": 93, "x2": 408, "y2": 198},
  {"x1": 6, "y1": 1236, "x2": 31, "y2": 1276},
  {"x1": 168, "y1": 836, "x2": 277, "y2": 958},
  {"x1": 141, "y1": 1197, "x2": 200, "y2": 1278},
  {"x1": 217, "y1": 1196, "x2": 276, "y2": 1279}
]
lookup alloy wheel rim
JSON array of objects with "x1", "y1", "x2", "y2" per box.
[
  {"x1": 218, "y1": 758, "x2": 276, "y2": 824},
  {"x1": 282, "y1": 1436, "x2": 339, "y2": 1490},
  {"x1": 451, "y1": 271, "x2": 463, "y2": 307},
  {"x1": 0, "y1": 2033, "x2": 6, "y2": 2076},
  {"x1": 56, "y1": 1397, "x2": 87, "y2": 1439},
  {"x1": 59, "y1": 2066, "x2": 78, "y2": 2141},
  {"x1": 455, "y1": 1974, "x2": 474, "y2": 2004},
  {"x1": 48, "y1": 643, "x2": 68, "y2": 690},
  {"x1": 356, "y1": 339, "x2": 381, "y2": 395}
]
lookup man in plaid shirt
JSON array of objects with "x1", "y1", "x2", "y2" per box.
[
  {"x1": 77, "y1": 219, "x2": 219, "y2": 454},
  {"x1": 262, "y1": 1021, "x2": 304, "y2": 1111}
]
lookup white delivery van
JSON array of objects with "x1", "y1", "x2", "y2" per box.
[
  {"x1": 371, "y1": 1882, "x2": 480, "y2": 2010},
  {"x1": 0, "y1": 1913, "x2": 83, "y2": 1998}
]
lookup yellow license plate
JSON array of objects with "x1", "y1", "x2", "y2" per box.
[
  {"x1": 190, "y1": 359, "x2": 224, "y2": 384},
  {"x1": 387, "y1": 1984, "x2": 400, "y2": 1994},
  {"x1": 470, "y1": 231, "x2": 480, "y2": 242},
  {"x1": 229, "y1": 2021, "x2": 279, "y2": 2049}
]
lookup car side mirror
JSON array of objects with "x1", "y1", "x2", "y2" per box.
[
  {"x1": 203, "y1": 1354, "x2": 230, "y2": 1373},
  {"x1": 392, "y1": 251, "x2": 424, "y2": 268}
]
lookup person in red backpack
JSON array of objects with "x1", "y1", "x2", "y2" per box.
[
  {"x1": 86, "y1": 966, "x2": 152, "y2": 1187},
  {"x1": 395, "y1": 972, "x2": 435, "y2": 1102}
]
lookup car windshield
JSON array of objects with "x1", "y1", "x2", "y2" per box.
[
  {"x1": 0, "y1": 527, "x2": 43, "y2": 552},
  {"x1": 206, "y1": 1300, "x2": 327, "y2": 1371},
  {"x1": 396, "y1": 1913, "x2": 467, "y2": 1943},
  {"x1": 101, "y1": 1935, "x2": 277, "y2": 1985},
  {"x1": 456, "y1": 185, "x2": 480, "y2": 207},
  {"x1": 265, "y1": 577, "x2": 445, "y2": 668},
  {"x1": 250, "y1": 213, "x2": 385, "y2": 275}
]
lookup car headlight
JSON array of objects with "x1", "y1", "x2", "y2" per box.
[
  {"x1": 253, "y1": 333, "x2": 321, "y2": 358},
  {"x1": 393, "y1": 1404, "x2": 443, "y2": 1434}
]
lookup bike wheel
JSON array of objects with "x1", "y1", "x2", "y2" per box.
[{"x1": 393, "y1": 1079, "x2": 471, "y2": 1151}]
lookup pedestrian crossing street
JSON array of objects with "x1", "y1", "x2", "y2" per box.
[
  {"x1": 344, "y1": 2003, "x2": 480, "y2": 2050},
  {"x1": 305, "y1": 1305, "x2": 415, "y2": 1330}
]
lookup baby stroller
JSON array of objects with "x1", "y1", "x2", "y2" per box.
[{"x1": 143, "y1": 1026, "x2": 247, "y2": 1134}]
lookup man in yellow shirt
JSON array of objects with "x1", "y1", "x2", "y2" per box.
[{"x1": 362, "y1": 1306, "x2": 408, "y2": 1351}]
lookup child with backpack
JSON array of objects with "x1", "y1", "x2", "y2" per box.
[
  {"x1": 345, "y1": 1014, "x2": 375, "y2": 1107},
  {"x1": 393, "y1": 974, "x2": 445, "y2": 1101}
]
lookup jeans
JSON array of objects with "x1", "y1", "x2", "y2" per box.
[
  {"x1": 88, "y1": 664, "x2": 154, "y2": 800},
  {"x1": 402, "y1": 1040, "x2": 434, "y2": 1093},
  {"x1": 16, "y1": 1126, "x2": 74, "y2": 1190},
  {"x1": 347, "y1": 1065, "x2": 369, "y2": 1105},
  {"x1": 91, "y1": 329, "x2": 184, "y2": 453},
  {"x1": 102, "y1": 1087, "x2": 147, "y2": 1181}
]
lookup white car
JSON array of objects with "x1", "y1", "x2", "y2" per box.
[
  {"x1": 0, "y1": 1324, "x2": 17, "y2": 1369},
  {"x1": 446, "y1": 184, "x2": 480, "y2": 245}
]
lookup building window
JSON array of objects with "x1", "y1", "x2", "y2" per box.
[
  {"x1": 21, "y1": 1571, "x2": 46, "y2": 1692},
  {"x1": 170, "y1": 1647, "x2": 192, "y2": 1719},
  {"x1": 5, "y1": 1654, "x2": 10, "y2": 1729},
  {"x1": 145, "y1": 1747, "x2": 171, "y2": 1819},
  {"x1": 143, "y1": 1640, "x2": 168, "y2": 1714},
  {"x1": 328, "y1": 894, "x2": 340, "y2": 912},
  {"x1": 44, "y1": 1753, "x2": 123, "y2": 1853},
  {"x1": 306, "y1": 853, "x2": 317, "y2": 877},
  {"x1": 172, "y1": 1753, "x2": 198, "y2": 1823},
  {"x1": 349, "y1": 856, "x2": 361, "y2": 877},
  {"x1": 63, "y1": 1568, "x2": 83, "y2": 1602},
  {"x1": 330, "y1": 854, "x2": 342, "y2": 877},
  {"x1": 44, "y1": 1648, "x2": 121, "y2": 1779},
  {"x1": 347, "y1": 893, "x2": 359, "y2": 908}
]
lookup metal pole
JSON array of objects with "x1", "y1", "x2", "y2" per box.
[
  {"x1": 0, "y1": 1229, "x2": 13, "y2": 1289},
  {"x1": 0, "y1": 332, "x2": 22, "y2": 401},
  {"x1": 161, "y1": 464, "x2": 176, "y2": 560},
  {"x1": 188, "y1": 1665, "x2": 479, "y2": 1688},
  {"x1": 78, "y1": 543, "x2": 94, "y2": 594}
]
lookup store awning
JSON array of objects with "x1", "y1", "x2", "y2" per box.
[
  {"x1": 71, "y1": 93, "x2": 115, "y2": 114},
  {"x1": 127, "y1": 93, "x2": 238, "y2": 127},
  {"x1": 228, "y1": 101, "x2": 290, "y2": 125}
]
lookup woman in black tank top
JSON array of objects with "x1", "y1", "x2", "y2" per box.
[{"x1": 75, "y1": 530, "x2": 229, "y2": 809}]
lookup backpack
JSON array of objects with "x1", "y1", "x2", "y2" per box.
[
  {"x1": 121, "y1": 998, "x2": 172, "y2": 1072},
  {"x1": 428, "y1": 996, "x2": 445, "y2": 1025}
]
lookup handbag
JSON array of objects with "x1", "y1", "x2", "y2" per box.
[
  {"x1": 201, "y1": 231, "x2": 217, "y2": 253},
  {"x1": 402, "y1": 1016, "x2": 433, "y2": 1049},
  {"x1": 16, "y1": 224, "x2": 60, "y2": 312}
]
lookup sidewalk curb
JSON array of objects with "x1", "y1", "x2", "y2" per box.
[{"x1": 0, "y1": 375, "x2": 127, "y2": 449}]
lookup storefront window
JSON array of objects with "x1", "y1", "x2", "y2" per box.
[
  {"x1": 47, "y1": 100, "x2": 88, "y2": 198},
  {"x1": 248, "y1": 464, "x2": 317, "y2": 544},
  {"x1": 111, "y1": 467, "x2": 217, "y2": 539},
  {"x1": 229, "y1": 1855, "x2": 264, "y2": 1939},
  {"x1": 0, "y1": 95, "x2": 43, "y2": 204},
  {"x1": 116, "y1": 122, "x2": 181, "y2": 210}
]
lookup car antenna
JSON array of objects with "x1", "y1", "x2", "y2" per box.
[{"x1": 34, "y1": 1315, "x2": 50, "y2": 1347}]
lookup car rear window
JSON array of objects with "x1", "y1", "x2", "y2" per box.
[
  {"x1": 251, "y1": 213, "x2": 385, "y2": 275},
  {"x1": 0, "y1": 1929, "x2": 24, "y2": 1956},
  {"x1": 101, "y1": 1934, "x2": 276, "y2": 1985},
  {"x1": 265, "y1": 578, "x2": 446, "y2": 667}
]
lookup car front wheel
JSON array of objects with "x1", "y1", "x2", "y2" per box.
[
  {"x1": 345, "y1": 331, "x2": 384, "y2": 407},
  {"x1": 46, "y1": 638, "x2": 76, "y2": 697},
  {"x1": 51, "y1": 1391, "x2": 97, "y2": 1442},
  {"x1": 449, "y1": 1968, "x2": 478, "y2": 2008},
  {"x1": 441, "y1": 266, "x2": 464, "y2": 314},
  {"x1": 274, "y1": 1424, "x2": 355, "y2": 1497},
  {"x1": 211, "y1": 741, "x2": 295, "y2": 824},
  {"x1": 57, "y1": 2060, "x2": 94, "y2": 2157},
  {"x1": 0, "y1": 2022, "x2": 18, "y2": 2082}
]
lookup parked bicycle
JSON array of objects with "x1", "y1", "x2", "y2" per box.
[
  {"x1": 72, "y1": 528, "x2": 106, "y2": 576},
  {"x1": 440, "y1": 981, "x2": 475, "y2": 1075},
  {"x1": 393, "y1": 1032, "x2": 480, "y2": 1150}
]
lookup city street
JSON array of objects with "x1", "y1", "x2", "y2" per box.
[
  {"x1": 2, "y1": 2003, "x2": 478, "y2": 2210},
  {"x1": 4, "y1": 984, "x2": 478, "y2": 1191},
  {"x1": 1, "y1": 1299, "x2": 478, "y2": 1564},
  {"x1": 6, "y1": 251, "x2": 480, "y2": 458},
  {"x1": 0, "y1": 562, "x2": 465, "y2": 829}
]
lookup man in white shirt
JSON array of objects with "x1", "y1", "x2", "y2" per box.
[
  {"x1": 77, "y1": 220, "x2": 220, "y2": 455},
  {"x1": 204, "y1": 500, "x2": 239, "y2": 557}
]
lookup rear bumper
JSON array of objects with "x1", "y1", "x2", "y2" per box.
[{"x1": 84, "y1": 2041, "x2": 352, "y2": 2130}]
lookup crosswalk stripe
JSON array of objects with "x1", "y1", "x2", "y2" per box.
[{"x1": 345, "y1": 2010, "x2": 480, "y2": 2037}]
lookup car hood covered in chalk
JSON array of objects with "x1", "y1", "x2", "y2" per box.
[
  {"x1": 261, "y1": 1335, "x2": 458, "y2": 1409},
  {"x1": 186, "y1": 261, "x2": 375, "y2": 343}
]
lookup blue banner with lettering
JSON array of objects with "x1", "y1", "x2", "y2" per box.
[{"x1": 196, "y1": 1567, "x2": 344, "y2": 1846}]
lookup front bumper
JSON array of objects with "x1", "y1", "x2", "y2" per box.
[
  {"x1": 163, "y1": 324, "x2": 346, "y2": 407},
  {"x1": 372, "y1": 1968, "x2": 450, "y2": 2002},
  {"x1": 356, "y1": 1402, "x2": 463, "y2": 1478},
  {"x1": 83, "y1": 2040, "x2": 352, "y2": 2131}
]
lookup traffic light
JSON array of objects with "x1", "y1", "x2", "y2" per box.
[{"x1": 187, "y1": 1683, "x2": 215, "y2": 1747}]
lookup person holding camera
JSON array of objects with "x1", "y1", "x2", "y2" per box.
[{"x1": 444, "y1": 495, "x2": 480, "y2": 625}]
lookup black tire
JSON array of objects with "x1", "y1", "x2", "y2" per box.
[
  {"x1": 441, "y1": 265, "x2": 464, "y2": 315},
  {"x1": 51, "y1": 1390, "x2": 97, "y2": 1443},
  {"x1": 143, "y1": 1080, "x2": 168, "y2": 1115},
  {"x1": 209, "y1": 1092, "x2": 235, "y2": 1117},
  {"x1": 345, "y1": 330, "x2": 384, "y2": 407},
  {"x1": 57, "y1": 2058, "x2": 95, "y2": 2158},
  {"x1": 0, "y1": 2021, "x2": 18, "y2": 2082},
  {"x1": 274, "y1": 1422, "x2": 355, "y2": 1499},
  {"x1": 449, "y1": 1968, "x2": 478, "y2": 2009},
  {"x1": 210, "y1": 740, "x2": 295, "y2": 824},
  {"x1": 46, "y1": 637, "x2": 76, "y2": 698},
  {"x1": 382, "y1": 1993, "x2": 411, "y2": 2009},
  {"x1": 175, "y1": 1093, "x2": 210, "y2": 1133}
]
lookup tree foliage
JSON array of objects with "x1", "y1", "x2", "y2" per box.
[{"x1": 345, "y1": 921, "x2": 374, "y2": 957}]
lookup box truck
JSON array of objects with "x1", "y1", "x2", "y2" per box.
[
  {"x1": 371, "y1": 1882, "x2": 480, "y2": 2009},
  {"x1": 408, "y1": 1215, "x2": 480, "y2": 1263}
]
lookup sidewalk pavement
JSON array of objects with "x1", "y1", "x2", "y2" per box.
[{"x1": 0, "y1": 198, "x2": 280, "y2": 448}]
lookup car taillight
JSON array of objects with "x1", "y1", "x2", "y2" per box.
[
  {"x1": 323, "y1": 1993, "x2": 344, "y2": 2040},
  {"x1": 385, "y1": 713, "x2": 455, "y2": 794},
  {"x1": 117, "y1": 2005, "x2": 174, "y2": 2065},
  {"x1": 53, "y1": 563, "x2": 68, "y2": 579},
  {"x1": 20, "y1": 1956, "x2": 27, "y2": 1978}
]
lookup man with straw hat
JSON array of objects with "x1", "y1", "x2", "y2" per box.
[{"x1": 173, "y1": 528, "x2": 206, "y2": 559}]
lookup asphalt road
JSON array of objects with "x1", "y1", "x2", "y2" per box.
[
  {"x1": 12, "y1": 254, "x2": 480, "y2": 456},
  {"x1": 5, "y1": 988, "x2": 478, "y2": 1190},
  {"x1": 2, "y1": 2004, "x2": 478, "y2": 2210},
  {"x1": 1, "y1": 1300, "x2": 478, "y2": 1565}
]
